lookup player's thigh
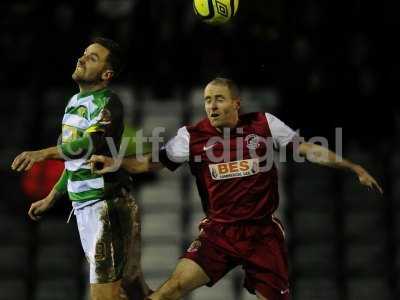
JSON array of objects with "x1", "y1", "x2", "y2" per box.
[
  {"x1": 168, "y1": 258, "x2": 210, "y2": 292},
  {"x1": 115, "y1": 194, "x2": 142, "y2": 275},
  {"x1": 243, "y1": 220, "x2": 289, "y2": 300},
  {"x1": 90, "y1": 280, "x2": 124, "y2": 300},
  {"x1": 75, "y1": 200, "x2": 125, "y2": 284},
  {"x1": 115, "y1": 193, "x2": 141, "y2": 248}
]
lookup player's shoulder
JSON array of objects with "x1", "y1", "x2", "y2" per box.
[
  {"x1": 241, "y1": 111, "x2": 289, "y2": 125},
  {"x1": 264, "y1": 112, "x2": 290, "y2": 126},
  {"x1": 187, "y1": 117, "x2": 214, "y2": 133},
  {"x1": 66, "y1": 93, "x2": 79, "y2": 107},
  {"x1": 193, "y1": 117, "x2": 209, "y2": 128},
  {"x1": 104, "y1": 89, "x2": 123, "y2": 111},
  {"x1": 240, "y1": 112, "x2": 268, "y2": 124},
  {"x1": 106, "y1": 89, "x2": 122, "y2": 104}
]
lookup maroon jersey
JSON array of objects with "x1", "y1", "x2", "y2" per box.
[{"x1": 159, "y1": 112, "x2": 297, "y2": 223}]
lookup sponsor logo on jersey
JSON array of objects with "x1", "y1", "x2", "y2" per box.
[
  {"x1": 61, "y1": 125, "x2": 79, "y2": 143},
  {"x1": 245, "y1": 134, "x2": 261, "y2": 150},
  {"x1": 209, "y1": 158, "x2": 259, "y2": 180}
]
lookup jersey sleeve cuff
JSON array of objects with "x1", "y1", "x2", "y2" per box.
[{"x1": 159, "y1": 148, "x2": 182, "y2": 171}]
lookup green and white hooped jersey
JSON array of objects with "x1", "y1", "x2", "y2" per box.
[{"x1": 61, "y1": 88, "x2": 120, "y2": 202}]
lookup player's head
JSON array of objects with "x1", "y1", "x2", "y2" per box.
[
  {"x1": 204, "y1": 77, "x2": 240, "y2": 129},
  {"x1": 72, "y1": 37, "x2": 123, "y2": 85}
]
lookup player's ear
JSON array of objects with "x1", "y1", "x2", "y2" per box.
[
  {"x1": 102, "y1": 69, "x2": 114, "y2": 81},
  {"x1": 234, "y1": 98, "x2": 240, "y2": 111}
]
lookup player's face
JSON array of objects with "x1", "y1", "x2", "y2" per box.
[
  {"x1": 72, "y1": 43, "x2": 112, "y2": 84},
  {"x1": 204, "y1": 83, "x2": 240, "y2": 129}
]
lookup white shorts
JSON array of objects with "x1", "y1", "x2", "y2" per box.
[{"x1": 74, "y1": 195, "x2": 140, "y2": 284}]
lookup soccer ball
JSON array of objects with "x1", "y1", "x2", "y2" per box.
[{"x1": 193, "y1": 0, "x2": 239, "y2": 25}]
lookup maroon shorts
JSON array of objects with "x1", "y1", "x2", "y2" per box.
[{"x1": 182, "y1": 216, "x2": 290, "y2": 300}]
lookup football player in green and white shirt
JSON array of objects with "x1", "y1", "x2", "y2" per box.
[{"x1": 12, "y1": 38, "x2": 150, "y2": 300}]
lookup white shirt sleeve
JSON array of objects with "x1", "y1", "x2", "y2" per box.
[
  {"x1": 265, "y1": 113, "x2": 297, "y2": 148},
  {"x1": 164, "y1": 126, "x2": 190, "y2": 163}
]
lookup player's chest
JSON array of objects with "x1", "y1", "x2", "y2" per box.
[
  {"x1": 190, "y1": 128, "x2": 270, "y2": 161},
  {"x1": 61, "y1": 99, "x2": 102, "y2": 140},
  {"x1": 190, "y1": 129, "x2": 272, "y2": 180}
]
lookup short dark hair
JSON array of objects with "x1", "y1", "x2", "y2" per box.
[
  {"x1": 91, "y1": 37, "x2": 123, "y2": 79},
  {"x1": 209, "y1": 77, "x2": 240, "y2": 99}
]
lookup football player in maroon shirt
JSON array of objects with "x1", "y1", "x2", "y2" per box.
[{"x1": 89, "y1": 78, "x2": 382, "y2": 300}]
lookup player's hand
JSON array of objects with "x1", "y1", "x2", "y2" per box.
[
  {"x1": 87, "y1": 155, "x2": 121, "y2": 175},
  {"x1": 28, "y1": 197, "x2": 55, "y2": 221},
  {"x1": 11, "y1": 150, "x2": 46, "y2": 172},
  {"x1": 353, "y1": 165, "x2": 383, "y2": 194}
]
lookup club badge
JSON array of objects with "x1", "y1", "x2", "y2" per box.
[{"x1": 245, "y1": 134, "x2": 261, "y2": 150}]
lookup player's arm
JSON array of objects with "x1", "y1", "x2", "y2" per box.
[
  {"x1": 297, "y1": 143, "x2": 383, "y2": 193},
  {"x1": 89, "y1": 126, "x2": 190, "y2": 175},
  {"x1": 11, "y1": 133, "x2": 103, "y2": 171},
  {"x1": 265, "y1": 112, "x2": 383, "y2": 194},
  {"x1": 11, "y1": 146, "x2": 61, "y2": 171},
  {"x1": 28, "y1": 169, "x2": 67, "y2": 221},
  {"x1": 89, "y1": 153, "x2": 164, "y2": 175}
]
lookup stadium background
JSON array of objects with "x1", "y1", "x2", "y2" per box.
[{"x1": 0, "y1": 0, "x2": 398, "y2": 299}]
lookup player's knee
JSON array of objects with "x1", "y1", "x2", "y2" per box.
[
  {"x1": 90, "y1": 280, "x2": 124, "y2": 300},
  {"x1": 158, "y1": 277, "x2": 186, "y2": 300},
  {"x1": 121, "y1": 274, "x2": 149, "y2": 300}
]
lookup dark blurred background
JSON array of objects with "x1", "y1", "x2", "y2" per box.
[{"x1": 0, "y1": 0, "x2": 398, "y2": 299}]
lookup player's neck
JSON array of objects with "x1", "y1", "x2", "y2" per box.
[
  {"x1": 78, "y1": 82, "x2": 108, "y2": 95},
  {"x1": 215, "y1": 116, "x2": 239, "y2": 133}
]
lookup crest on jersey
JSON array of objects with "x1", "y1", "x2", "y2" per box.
[
  {"x1": 99, "y1": 108, "x2": 112, "y2": 125},
  {"x1": 187, "y1": 240, "x2": 202, "y2": 253},
  {"x1": 76, "y1": 105, "x2": 88, "y2": 119},
  {"x1": 245, "y1": 134, "x2": 261, "y2": 150}
]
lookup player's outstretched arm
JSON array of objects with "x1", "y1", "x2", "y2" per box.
[
  {"x1": 88, "y1": 153, "x2": 164, "y2": 175},
  {"x1": 12, "y1": 133, "x2": 105, "y2": 172},
  {"x1": 298, "y1": 142, "x2": 383, "y2": 194},
  {"x1": 11, "y1": 147, "x2": 61, "y2": 172}
]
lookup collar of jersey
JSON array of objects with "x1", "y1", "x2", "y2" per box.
[{"x1": 206, "y1": 118, "x2": 245, "y2": 136}]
